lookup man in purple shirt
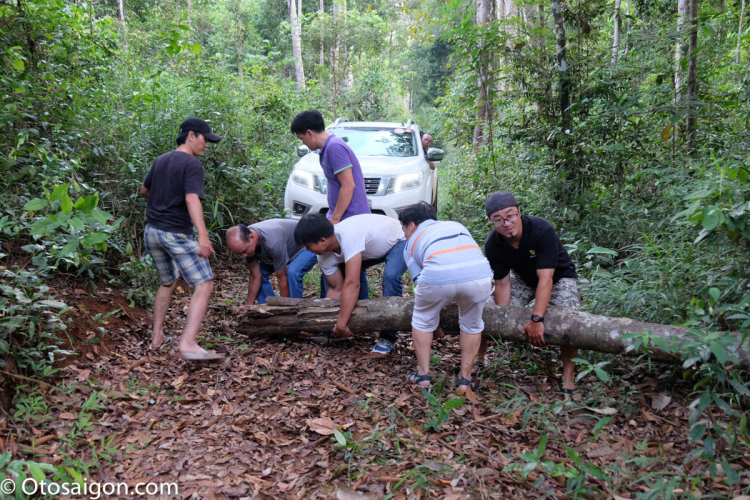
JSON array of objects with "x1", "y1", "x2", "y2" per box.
[
  {"x1": 290, "y1": 110, "x2": 372, "y2": 336},
  {"x1": 290, "y1": 110, "x2": 370, "y2": 224}
]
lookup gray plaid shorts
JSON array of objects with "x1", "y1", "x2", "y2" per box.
[
  {"x1": 509, "y1": 272, "x2": 580, "y2": 309},
  {"x1": 144, "y1": 224, "x2": 213, "y2": 287}
]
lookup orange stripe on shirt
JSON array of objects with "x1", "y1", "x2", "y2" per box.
[
  {"x1": 425, "y1": 245, "x2": 480, "y2": 261},
  {"x1": 410, "y1": 223, "x2": 447, "y2": 256}
]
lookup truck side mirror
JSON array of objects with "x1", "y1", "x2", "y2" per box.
[
  {"x1": 426, "y1": 147, "x2": 444, "y2": 162},
  {"x1": 297, "y1": 145, "x2": 310, "y2": 157}
]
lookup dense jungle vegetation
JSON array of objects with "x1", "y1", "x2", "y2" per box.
[{"x1": 1, "y1": 0, "x2": 749, "y2": 497}]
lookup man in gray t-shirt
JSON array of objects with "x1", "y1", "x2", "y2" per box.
[{"x1": 226, "y1": 219, "x2": 317, "y2": 307}]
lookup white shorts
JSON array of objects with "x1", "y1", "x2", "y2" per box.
[{"x1": 412, "y1": 277, "x2": 493, "y2": 334}]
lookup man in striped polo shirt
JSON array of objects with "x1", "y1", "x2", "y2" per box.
[{"x1": 400, "y1": 202, "x2": 493, "y2": 392}]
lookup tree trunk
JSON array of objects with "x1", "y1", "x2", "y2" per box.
[
  {"x1": 534, "y1": 4, "x2": 545, "y2": 118},
  {"x1": 675, "y1": 0, "x2": 689, "y2": 106},
  {"x1": 187, "y1": 0, "x2": 192, "y2": 28},
  {"x1": 737, "y1": 0, "x2": 745, "y2": 64},
  {"x1": 320, "y1": 0, "x2": 325, "y2": 66},
  {"x1": 687, "y1": 0, "x2": 698, "y2": 153},
  {"x1": 119, "y1": 0, "x2": 125, "y2": 25},
  {"x1": 473, "y1": 0, "x2": 492, "y2": 150},
  {"x1": 236, "y1": 297, "x2": 750, "y2": 368},
  {"x1": 623, "y1": 0, "x2": 631, "y2": 61},
  {"x1": 289, "y1": 0, "x2": 306, "y2": 89},
  {"x1": 550, "y1": 0, "x2": 570, "y2": 133},
  {"x1": 612, "y1": 0, "x2": 621, "y2": 64}
]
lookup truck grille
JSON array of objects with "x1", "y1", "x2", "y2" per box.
[{"x1": 364, "y1": 177, "x2": 380, "y2": 195}]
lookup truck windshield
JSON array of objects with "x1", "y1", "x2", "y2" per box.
[{"x1": 328, "y1": 127, "x2": 417, "y2": 157}]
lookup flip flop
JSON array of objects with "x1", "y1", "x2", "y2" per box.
[
  {"x1": 406, "y1": 372, "x2": 432, "y2": 388},
  {"x1": 147, "y1": 334, "x2": 173, "y2": 351},
  {"x1": 562, "y1": 387, "x2": 582, "y2": 401},
  {"x1": 455, "y1": 375, "x2": 476, "y2": 392},
  {"x1": 181, "y1": 347, "x2": 223, "y2": 361}
]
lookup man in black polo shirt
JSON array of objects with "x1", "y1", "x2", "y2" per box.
[{"x1": 483, "y1": 191, "x2": 581, "y2": 398}]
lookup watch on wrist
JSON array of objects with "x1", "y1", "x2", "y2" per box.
[{"x1": 531, "y1": 313, "x2": 544, "y2": 323}]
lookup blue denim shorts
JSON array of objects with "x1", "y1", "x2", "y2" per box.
[{"x1": 144, "y1": 224, "x2": 213, "y2": 287}]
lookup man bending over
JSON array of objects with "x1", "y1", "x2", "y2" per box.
[
  {"x1": 293, "y1": 213, "x2": 407, "y2": 355},
  {"x1": 226, "y1": 219, "x2": 317, "y2": 307}
]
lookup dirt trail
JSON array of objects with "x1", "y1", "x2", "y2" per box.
[{"x1": 6, "y1": 267, "x2": 739, "y2": 499}]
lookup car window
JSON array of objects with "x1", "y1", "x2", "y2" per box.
[{"x1": 328, "y1": 127, "x2": 417, "y2": 157}]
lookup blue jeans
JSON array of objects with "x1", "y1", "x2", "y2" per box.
[
  {"x1": 320, "y1": 268, "x2": 369, "y2": 300},
  {"x1": 365, "y1": 240, "x2": 407, "y2": 342},
  {"x1": 320, "y1": 240, "x2": 407, "y2": 342},
  {"x1": 256, "y1": 250, "x2": 319, "y2": 304}
]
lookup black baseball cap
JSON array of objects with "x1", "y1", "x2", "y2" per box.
[
  {"x1": 485, "y1": 191, "x2": 519, "y2": 217},
  {"x1": 178, "y1": 118, "x2": 222, "y2": 142}
]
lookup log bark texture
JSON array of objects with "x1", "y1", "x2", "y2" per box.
[{"x1": 236, "y1": 297, "x2": 750, "y2": 368}]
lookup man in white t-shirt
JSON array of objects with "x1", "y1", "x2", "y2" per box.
[{"x1": 294, "y1": 213, "x2": 408, "y2": 355}]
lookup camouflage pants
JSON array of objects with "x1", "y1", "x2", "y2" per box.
[{"x1": 509, "y1": 272, "x2": 580, "y2": 310}]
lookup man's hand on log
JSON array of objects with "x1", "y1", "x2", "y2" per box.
[
  {"x1": 333, "y1": 323, "x2": 354, "y2": 338},
  {"x1": 523, "y1": 321, "x2": 545, "y2": 346}
]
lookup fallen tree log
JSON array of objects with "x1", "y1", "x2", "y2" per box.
[{"x1": 236, "y1": 297, "x2": 750, "y2": 368}]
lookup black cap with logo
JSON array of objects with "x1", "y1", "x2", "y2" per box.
[{"x1": 178, "y1": 118, "x2": 222, "y2": 143}]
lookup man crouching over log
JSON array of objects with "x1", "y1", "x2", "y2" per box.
[
  {"x1": 400, "y1": 202, "x2": 493, "y2": 392},
  {"x1": 226, "y1": 220, "x2": 318, "y2": 309},
  {"x1": 484, "y1": 191, "x2": 582, "y2": 399},
  {"x1": 293, "y1": 213, "x2": 408, "y2": 355}
]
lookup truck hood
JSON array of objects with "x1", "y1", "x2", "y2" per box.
[{"x1": 292, "y1": 153, "x2": 425, "y2": 176}]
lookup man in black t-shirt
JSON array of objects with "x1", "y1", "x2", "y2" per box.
[
  {"x1": 483, "y1": 191, "x2": 582, "y2": 399},
  {"x1": 139, "y1": 118, "x2": 222, "y2": 361}
]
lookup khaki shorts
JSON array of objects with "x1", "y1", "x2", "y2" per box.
[{"x1": 412, "y1": 277, "x2": 493, "y2": 334}]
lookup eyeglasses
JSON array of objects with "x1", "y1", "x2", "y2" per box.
[{"x1": 491, "y1": 213, "x2": 519, "y2": 226}]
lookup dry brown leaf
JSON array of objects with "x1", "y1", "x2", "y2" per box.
[
  {"x1": 652, "y1": 392, "x2": 672, "y2": 411},
  {"x1": 172, "y1": 374, "x2": 186, "y2": 388},
  {"x1": 307, "y1": 417, "x2": 336, "y2": 435},
  {"x1": 77, "y1": 369, "x2": 91, "y2": 382},
  {"x1": 586, "y1": 443, "x2": 616, "y2": 458},
  {"x1": 586, "y1": 406, "x2": 617, "y2": 415}
]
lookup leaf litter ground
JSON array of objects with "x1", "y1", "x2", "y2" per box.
[{"x1": 5, "y1": 263, "x2": 749, "y2": 499}]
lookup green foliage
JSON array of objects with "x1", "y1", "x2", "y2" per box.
[{"x1": 0, "y1": 268, "x2": 72, "y2": 376}]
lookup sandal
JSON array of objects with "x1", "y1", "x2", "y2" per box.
[
  {"x1": 181, "y1": 347, "x2": 223, "y2": 361},
  {"x1": 561, "y1": 385, "x2": 582, "y2": 402},
  {"x1": 455, "y1": 375, "x2": 476, "y2": 392},
  {"x1": 406, "y1": 372, "x2": 432, "y2": 387},
  {"x1": 147, "y1": 334, "x2": 173, "y2": 351}
]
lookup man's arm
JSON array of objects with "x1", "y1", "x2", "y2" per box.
[
  {"x1": 427, "y1": 160, "x2": 436, "y2": 170},
  {"x1": 522, "y1": 268, "x2": 554, "y2": 346},
  {"x1": 245, "y1": 260, "x2": 262, "y2": 306},
  {"x1": 494, "y1": 275, "x2": 511, "y2": 305},
  {"x1": 332, "y1": 254, "x2": 362, "y2": 338},
  {"x1": 330, "y1": 168, "x2": 355, "y2": 224},
  {"x1": 276, "y1": 268, "x2": 290, "y2": 297},
  {"x1": 185, "y1": 193, "x2": 215, "y2": 258},
  {"x1": 139, "y1": 185, "x2": 150, "y2": 198}
]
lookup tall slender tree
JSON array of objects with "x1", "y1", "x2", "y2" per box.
[
  {"x1": 675, "y1": 0, "x2": 689, "y2": 106},
  {"x1": 320, "y1": 0, "x2": 325, "y2": 66},
  {"x1": 550, "y1": 0, "x2": 570, "y2": 134},
  {"x1": 473, "y1": 0, "x2": 492, "y2": 150},
  {"x1": 289, "y1": 0, "x2": 306, "y2": 89},
  {"x1": 738, "y1": 0, "x2": 746, "y2": 64},
  {"x1": 687, "y1": 0, "x2": 698, "y2": 152},
  {"x1": 612, "y1": 0, "x2": 621, "y2": 64}
]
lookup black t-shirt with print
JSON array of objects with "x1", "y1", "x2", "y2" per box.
[
  {"x1": 143, "y1": 151, "x2": 205, "y2": 235},
  {"x1": 484, "y1": 215, "x2": 577, "y2": 289}
]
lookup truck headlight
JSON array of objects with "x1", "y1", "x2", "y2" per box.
[
  {"x1": 291, "y1": 169, "x2": 315, "y2": 190},
  {"x1": 291, "y1": 169, "x2": 328, "y2": 194},
  {"x1": 387, "y1": 172, "x2": 423, "y2": 194}
]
